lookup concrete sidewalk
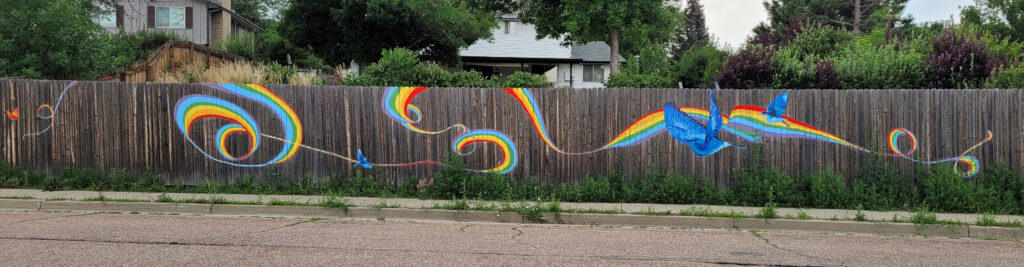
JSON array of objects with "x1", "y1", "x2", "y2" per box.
[{"x1": 2, "y1": 188, "x2": 1021, "y2": 224}]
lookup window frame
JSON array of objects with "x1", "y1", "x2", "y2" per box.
[
  {"x1": 582, "y1": 64, "x2": 604, "y2": 82},
  {"x1": 154, "y1": 6, "x2": 186, "y2": 29}
]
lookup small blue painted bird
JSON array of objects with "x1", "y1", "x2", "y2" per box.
[
  {"x1": 664, "y1": 90, "x2": 744, "y2": 157},
  {"x1": 761, "y1": 93, "x2": 790, "y2": 127},
  {"x1": 354, "y1": 149, "x2": 372, "y2": 169}
]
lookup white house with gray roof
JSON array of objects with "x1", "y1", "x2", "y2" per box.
[{"x1": 459, "y1": 15, "x2": 625, "y2": 88}]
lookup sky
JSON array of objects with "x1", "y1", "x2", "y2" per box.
[{"x1": 696, "y1": 0, "x2": 975, "y2": 49}]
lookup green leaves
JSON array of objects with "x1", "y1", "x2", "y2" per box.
[{"x1": 279, "y1": 0, "x2": 499, "y2": 66}]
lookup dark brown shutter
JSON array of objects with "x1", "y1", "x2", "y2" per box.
[
  {"x1": 185, "y1": 7, "x2": 193, "y2": 29},
  {"x1": 116, "y1": 5, "x2": 124, "y2": 28},
  {"x1": 147, "y1": 6, "x2": 155, "y2": 28}
]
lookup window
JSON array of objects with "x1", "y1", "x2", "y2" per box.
[
  {"x1": 582, "y1": 65, "x2": 604, "y2": 82},
  {"x1": 92, "y1": 6, "x2": 116, "y2": 28},
  {"x1": 155, "y1": 7, "x2": 186, "y2": 28},
  {"x1": 504, "y1": 21, "x2": 512, "y2": 34}
]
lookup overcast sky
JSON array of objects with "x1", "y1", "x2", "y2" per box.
[{"x1": 696, "y1": 0, "x2": 975, "y2": 49}]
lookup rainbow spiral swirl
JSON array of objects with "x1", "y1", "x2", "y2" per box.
[{"x1": 174, "y1": 84, "x2": 303, "y2": 167}]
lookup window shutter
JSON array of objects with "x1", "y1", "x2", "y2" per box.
[
  {"x1": 116, "y1": 5, "x2": 124, "y2": 28},
  {"x1": 147, "y1": 6, "x2": 155, "y2": 28},
  {"x1": 185, "y1": 7, "x2": 193, "y2": 29}
]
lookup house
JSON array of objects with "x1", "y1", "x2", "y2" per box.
[
  {"x1": 459, "y1": 15, "x2": 625, "y2": 88},
  {"x1": 91, "y1": 0, "x2": 263, "y2": 46}
]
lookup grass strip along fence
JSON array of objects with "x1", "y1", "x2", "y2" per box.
[{"x1": 3, "y1": 146, "x2": 1023, "y2": 216}]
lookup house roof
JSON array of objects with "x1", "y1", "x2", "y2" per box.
[
  {"x1": 571, "y1": 42, "x2": 627, "y2": 63},
  {"x1": 202, "y1": 0, "x2": 265, "y2": 33}
]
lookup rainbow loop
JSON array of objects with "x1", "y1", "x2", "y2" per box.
[
  {"x1": 174, "y1": 84, "x2": 303, "y2": 167},
  {"x1": 888, "y1": 128, "x2": 918, "y2": 157},
  {"x1": 452, "y1": 130, "x2": 518, "y2": 174},
  {"x1": 382, "y1": 86, "x2": 515, "y2": 173}
]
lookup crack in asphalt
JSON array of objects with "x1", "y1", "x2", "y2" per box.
[
  {"x1": 459, "y1": 224, "x2": 474, "y2": 232},
  {"x1": 6, "y1": 212, "x2": 94, "y2": 226},
  {"x1": 0, "y1": 236, "x2": 818, "y2": 266},
  {"x1": 749, "y1": 230, "x2": 833, "y2": 266}
]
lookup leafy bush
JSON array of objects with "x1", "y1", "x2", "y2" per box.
[
  {"x1": 785, "y1": 25, "x2": 853, "y2": 59},
  {"x1": 806, "y1": 168, "x2": 849, "y2": 209},
  {"x1": 985, "y1": 62, "x2": 1024, "y2": 88},
  {"x1": 109, "y1": 30, "x2": 183, "y2": 63},
  {"x1": 917, "y1": 165, "x2": 975, "y2": 213},
  {"x1": 605, "y1": 73, "x2": 675, "y2": 88},
  {"x1": 607, "y1": 45, "x2": 675, "y2": 88},
  {"x1": 503, "y1": 71, "x2": 549, "y2": 88},
  {"x1": 815, "y1": 59, "x2": 841, "y2": 89},
  {"x1": 834, "y1": 43, "x2": 928, "y2": 89},
  {"x1": 216, "y1": 29, "x2": 324, "y2": 68},
  {"x1": 450, "y1": 70, "x2": 499, "y2": 88},
  {"x1": 717, "y1": 44, "x2": 776, "y2": 89},
  {"x1": 925, "y1": 30, "x2": 998, "y2": 88},
  {"x1": 673, "y1": 43, "x2": 727, "y2": 88},
  {"x1": 770, "y1": 47, "x2": 818, "y2": 89},
  {"x1": 343, "y1": 48, "x2": 546, "y2": 88},
  {"x1": 0, "y1": 0, "x2": 118, "y2": 79}
]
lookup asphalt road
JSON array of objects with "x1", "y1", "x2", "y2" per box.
[{"x1": 1, "y1": 211, "x2": 1022, "y2": 266}]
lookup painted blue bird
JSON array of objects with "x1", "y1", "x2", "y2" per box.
[
  {"x1": 761, "y1": 93, "x2": 790, "y2": 127},
  {"x1": 354, "y1": 149, "x2": 372, "y2": 169},
  {"x1": 664, "y1": 90, "x2": 745, "y2": 157}
]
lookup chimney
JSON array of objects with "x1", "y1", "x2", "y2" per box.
[{"x1": 210, "y1": 0, "x2": 233, "y2": 45}]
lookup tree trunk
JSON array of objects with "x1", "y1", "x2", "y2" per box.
[
  {"x1": 609, "y1": 29, "x2": 620, "y2": 75},
  {"x1": 853, "y1": 0, "x2": 861, "y2": 33}
]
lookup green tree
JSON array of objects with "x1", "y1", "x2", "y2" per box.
[
  {"x1": 232, "y1": 0, "x2": 287, "y2": 29},
  {"x1": 278, "y1": 0, "x2": 499, "y2": 66},
  {"x1": 961, "y1": 0, "x2": 1024, "y2": 41},
  {"x1": 519, "y1": 0, "x2": 680, "y2": 75},
  {"x1": 672, "y1": 0, "x2": 709, "y2": 58},
  {"x1": 0, "y1": 0, "x2": 118, "y2": 79},
  {"x1": 761, "y1": 0, "x2": 911, "y2": 36}
]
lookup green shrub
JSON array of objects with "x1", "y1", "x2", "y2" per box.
[
  {"x1": 215, "y1": 29, "x2": 323, "y2": 68},
  {"x1": 917, "y1": 165, "x2": 975, "y2": 213},
  {"x1": 835, "y1": 42, "x2": 929, "y2": 89},
  {"x1": 770, "y1": 47, "x2": 818, "y2": 89},
  {"x1": 786, "y1": 25, "x2": 853, "y2": 59},
  {"x1": 503, "y1": 72, "x2": 549, "y2": 88},
  {"x1": 806, "y1": 168, "x2": 849, "y2": 209},
  {"x1": 0, "y1": 0, "x2": 120, "y2": 79},
  {"x1": 605, "y1": 73, "x2": 674, "y2": 88},
  {"x1": 673, "y1": 43, "x2": 727, "y2": 88},
  {"x1": 450, "y1": 70, "x2": 499, "y2": 88},
  {"x1": 985, "y1": 63, "x2": 1024, "y2": 88},
  {"x1": 852, "y1": 152, "x2": 913, "y2": 210}
]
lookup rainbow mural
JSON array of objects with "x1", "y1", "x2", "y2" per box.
[
  {"x1": 505, "y1": 88, "x2": 990, "y2": 177},
  {"x1": 379, "y1": 87, "x2": 518, "y2": 173},
  {"x1": 174, "y1": 84, "x2": 303, "y2": 167}
]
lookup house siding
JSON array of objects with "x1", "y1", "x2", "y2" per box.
[
  {"x1": 554, "y1": 63, "x2": 611, "y2": 88},
  {"x1": 460, "y1": 20, "x2": 571, "y2": 59},
  {"x1": 101, "y1": 0, "x2": 210, "y2": 45}
]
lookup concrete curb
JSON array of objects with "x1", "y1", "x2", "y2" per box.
[{"x1": 2, "y1": 199, "x2": 1021, "y2": 240}]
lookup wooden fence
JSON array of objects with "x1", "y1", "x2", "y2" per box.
[
  {"x1": 99, "y1": 41, "x2": 248, "y2": 82},
  {"x1": 1, "y1": 79, "x2": 1018, "y2": 186}
]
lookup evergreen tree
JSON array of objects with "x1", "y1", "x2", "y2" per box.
[{"x1": 672, "y1": 0, "x2": 708, "y2": 59}]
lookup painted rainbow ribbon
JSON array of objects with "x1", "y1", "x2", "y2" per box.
[
  {"x1": 382, "y1": 86, "x2": 467, "y2": 135},
  {"x1": 884, "y1": 128, "x2": 990, "y2": 176},
  {"x1": 452, "y1": 129, "x2": 518, "y2": 174},
  {"x1": 504, "y1": 88, "x2": 757, "y2": 155},
  {"x1": 381, "y1": 87, "x2": 515, "y2": 173},
  {"x1": 23, "y1": 81, "x2": 78, "y2": 139},
  {"x1": 174, "y1": 84, "x2": 303, "y2": 167},
  {"x1": 724, "y1": 105, "x2": 867, "y2": 151}
]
